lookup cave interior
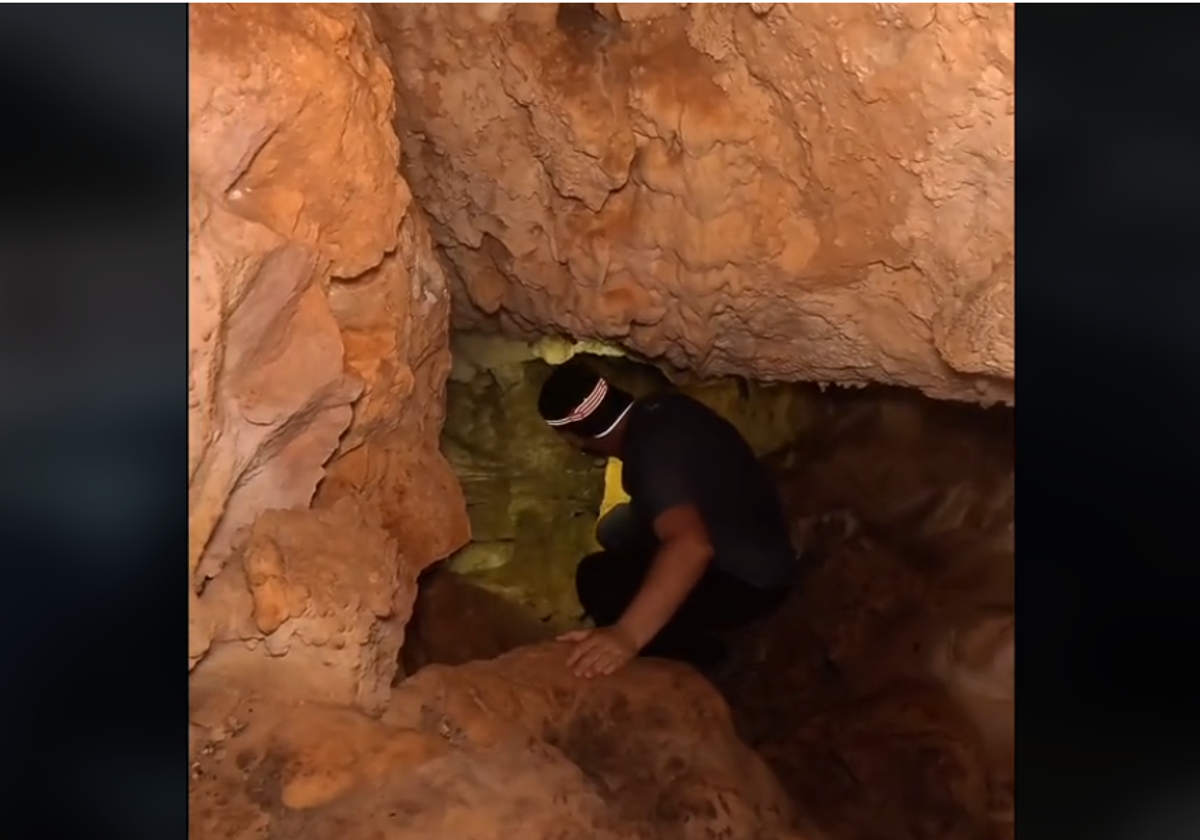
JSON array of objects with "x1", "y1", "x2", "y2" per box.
[
  {"x1": 188, "y1": 4, "x2": 1014, "y2": 840},
  {"x1": 405, "y1": 335, "x2": 1015, "y2": 840}
]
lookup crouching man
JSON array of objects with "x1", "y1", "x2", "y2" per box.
[{"x1": 537, "y1": 359, "x2": 797, "y2": 679}]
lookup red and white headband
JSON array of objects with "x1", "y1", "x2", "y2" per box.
[
  {"x1": 545, "y1": 378, "x2": 608, "y2": 427},
  {"x1": 545, "y1": 376, "x2": 633, "y2": 439}
]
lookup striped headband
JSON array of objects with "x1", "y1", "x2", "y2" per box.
[{"x1": 545, "y1": 378, "x2": 609, "y2": 428}]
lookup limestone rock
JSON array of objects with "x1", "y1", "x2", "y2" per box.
[
  {"x1": 713, "y1": 386, "x2": 1013, "y2": 839},
  {"x1": 188, "y1": 3, "x2": 468, "y2": 668},
  {"x1": 187, "y1": 177, "x2": 361, "y2": 666},
  {"x1": 194, "y1": 497, "x2": 412, "y2": 716},
  {"x1": 190, "y1": 645, "x2": 795, "y2": 840},
  {"x1": 313, "y1": 208, "x2": 471, "y2": 570},
  {"x1": 371, "y1": 3, "x2": 1014, "y2": 404}
]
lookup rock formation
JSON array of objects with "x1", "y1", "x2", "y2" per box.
[
  {"x1": 372, "y1": 2, "x2": 1013, "y2": 404},
  {"x1": 187, "y1": 3, "x2": 1014, "y2": 839},
  {"x1": 191, "y1": 645, "x2": 800, "y2": 840},
  {"x1": 187, "y1": 3, "x2": 468, "y2": 692}
]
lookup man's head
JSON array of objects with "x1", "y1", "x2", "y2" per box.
[{"x1": 537, "y1": 358, "x2": 635, "y2": 457}]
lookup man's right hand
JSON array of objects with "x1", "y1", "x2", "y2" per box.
[{"x1": 558, "y1": 625, "x2": 639, "y2": 679}]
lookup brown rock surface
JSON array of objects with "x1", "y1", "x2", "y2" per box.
[
  {"x1": 717, "y1": 387, "x2": 1013, "y2": 840},
  {"x1": 397, "y1": 385, "x2": 1015, "y2": 840},
  {"x1": 190, "y1": 645, "x2": 797, "y2": 840},
  {"x1": 371, "y1": 3, "x2": 1014, "y2": 404},
  {"x1": 194, "y1": 497, "x2": 415, "y2": 717},
  {"x1": 313, "y1": 209, "x2": 471, "y2": 569},
  {"x1": 400, "y1": 569, "x2": 556, "y2": 677},
  {"x1": 188, "y1": 2, "x2": 468, "y2": 670}
]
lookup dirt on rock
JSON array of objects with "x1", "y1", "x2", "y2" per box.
[{"x1": 399, "y1": 567, "x2": 557, "y2": 678}]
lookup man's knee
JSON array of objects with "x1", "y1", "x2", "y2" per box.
[
  {"x1": 594, "y1": 503, "x2": 634, "y2": 551},
  {"x1": 595, "y1": 503, "x2": 657, "y2": 554}
]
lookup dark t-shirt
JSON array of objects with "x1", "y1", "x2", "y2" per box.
[{"x1": 620, "y1": 392, "x2": 797, "y2": 589}]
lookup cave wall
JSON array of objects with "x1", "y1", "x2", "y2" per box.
[
  {"x1": 788, "y1": 392, "x2": 1014, "y2": 829},
  {"x1": 440, "y1": 338, "x2": 606, "y2": 626},
  {"x1": 370, "y1": 2, "x2": 1014, "y2": 405},
  {"x1": 186, "y1": 6, "x2": 1015, "y2": 831},
  {"x1": 187, "y1": 3, "x2": 468, "y2": 710}
]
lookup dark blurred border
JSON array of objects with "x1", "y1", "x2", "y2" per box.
[
  {"x1": 1019, "y1": 4, "x2": 1200, "y2": 837},
  {"x1": 0, "y1": 5, "x2": 185, "y2": 840}
]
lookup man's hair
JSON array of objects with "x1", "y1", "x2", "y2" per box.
[{"x1": 537, "y1": 358, "x2": 634, "y2": 440}]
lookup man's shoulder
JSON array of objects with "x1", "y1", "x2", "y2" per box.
[
  {"x1": 637, "y1": 391, "x2": 713, "y2": 421},
  {"x1": 630, "y1": 392, "x2": 721, "y2": 445}
]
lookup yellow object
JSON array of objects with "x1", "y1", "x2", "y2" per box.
[
  {"x1": 531, "y1": 335, "x2": 626, "y2": 366},
  {"x1": 599, "y1": 457, "x2": 630, "y2": 518},
  {"x1": 449, "y1": 332, "x2": 627, "y2": 383}
]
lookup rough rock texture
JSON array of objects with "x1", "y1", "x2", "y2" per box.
[
  {"x1": 312, "y1": 210, "x2": 470, "y2": 571},
  {"x1": 195, "y1": 498, "x2": 413, "y2": 716},
  {"x1": 723, "y1": 387, "x2": 1014, "y2": 840},
  {"x1": 190, "y1": 645, "x2": 799, "y2": 840},
  {"x1": 371, "y1": 3, "x2": 1014, "y2": 405},
  {"x1": 188, "y1": 3, "x2": 468, "y2": 680}
]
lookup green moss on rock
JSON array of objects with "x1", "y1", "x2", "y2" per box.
[{"x1": 441, "y1": 356, "x2": 604, "y2": 626}]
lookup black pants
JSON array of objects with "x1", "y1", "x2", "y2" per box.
[{"x1": 577, "y1": 504, "x2": 790, "y2": 669}]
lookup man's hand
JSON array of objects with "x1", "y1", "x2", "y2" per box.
[{"x1": 558, "y1": 625, "x2": 640, "y2": 679}]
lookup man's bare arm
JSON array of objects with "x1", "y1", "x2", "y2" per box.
[{"x1": 615, "y1": 505, "x2": 714, "y2": 649}]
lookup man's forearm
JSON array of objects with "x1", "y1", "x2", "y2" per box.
[{"x1": 616, "y1": 537, "x2": 713, "y2": 649}]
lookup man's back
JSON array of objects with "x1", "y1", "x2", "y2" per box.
[{"x1": 621, "y1": 392, "x2": 796, "y2": 589}]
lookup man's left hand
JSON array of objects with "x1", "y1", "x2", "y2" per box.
[{"x1": 558, "y1": 625, "x2": 640, "y2": 679}]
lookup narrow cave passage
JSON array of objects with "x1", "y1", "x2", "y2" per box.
[
  {"x1": 401, "y1": 332, "x2": 1015, "y2": 840},
  {"x1": 188, "y1": 5, "x2": 1013, "y2": 838}
]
